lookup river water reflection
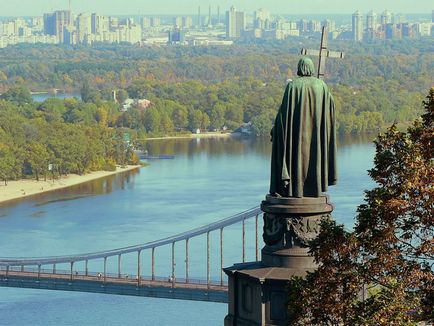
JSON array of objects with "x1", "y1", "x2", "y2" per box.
[{"x1": 0, "y1": 134, "x2": 376, "y2": 326}]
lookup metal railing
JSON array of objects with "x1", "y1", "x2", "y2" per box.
[{"x1": 0, "y1": 206, "x2": 262, "y2": 288}]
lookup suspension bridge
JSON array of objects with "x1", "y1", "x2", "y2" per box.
[{"x1": 0, "y1": 207, "x2": 263, "y2": 303}]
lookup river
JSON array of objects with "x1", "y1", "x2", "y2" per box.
[
  {"x1": 0, "y1": 135, "x2": 376, "y2": 326},
  {"x1": 31, "y1": 92, "x2": 81, "y2": 102}
]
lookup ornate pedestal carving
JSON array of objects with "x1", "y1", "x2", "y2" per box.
[
  {"x1": 261, "y1": 195, "x2": 333, "y2": 270},
  {"x1": 224, "y1": 195, "x2": 333, "y2": 326}
]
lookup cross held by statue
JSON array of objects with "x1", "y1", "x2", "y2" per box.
[{"x1": 300, "y1": 26, "x2": 345, "y2": 79}]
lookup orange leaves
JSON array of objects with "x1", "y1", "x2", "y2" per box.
[{"x1": 287, "y1": 88, "x2": 434, "y2": 325}]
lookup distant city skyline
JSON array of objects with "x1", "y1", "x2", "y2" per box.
[{"x1": 0, "y1": 0, "x2": 432, "y2": 16}]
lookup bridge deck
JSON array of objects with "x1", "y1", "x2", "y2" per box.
[
  {"x1": 0, "y1": 207, "x2": 262, "y2": 302},
  {"x1": 0, "y1": 270, "x2": 228, "y2": 303}
]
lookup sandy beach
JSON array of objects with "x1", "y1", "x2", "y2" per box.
[{"x1": 0, "y1": 165, "x2": 141, "y2": 205}]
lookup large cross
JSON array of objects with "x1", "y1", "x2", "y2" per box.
[{"x1": 300, "y1": 27, "x2": 345, "y2": 79}]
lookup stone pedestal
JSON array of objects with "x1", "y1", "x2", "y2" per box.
[{"x1": 224, "y1": 195, "x2": 333, "y2": 326}]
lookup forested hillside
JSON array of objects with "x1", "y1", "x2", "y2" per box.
[{"x1": 0, "y1": 39, "x2": 432, "y2": 137}]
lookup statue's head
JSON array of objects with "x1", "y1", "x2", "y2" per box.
[{"x1": 297, "y1": 57, "x2": 315, "y2": 77}]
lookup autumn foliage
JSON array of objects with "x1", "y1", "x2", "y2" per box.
[{"x1": 287, "y1": 88, "x2": 433, "y2": 325}]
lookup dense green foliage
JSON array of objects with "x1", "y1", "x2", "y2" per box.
[
  {"x1": 0, "y1": 39, "x2": 432, "y2": 181},
  {"x1": 287, "y1": 89, "x2": 433, "y2": 325},
  {"x1": 0, "y1": 39, "x2": 431, "y2": 135},
  {"x1": 0, "y1": 98, "x2": 138, "y2": 184}
]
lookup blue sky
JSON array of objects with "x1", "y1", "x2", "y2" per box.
[{"x1": 0, "y1": 0, "x2": 432, "y2": 16}]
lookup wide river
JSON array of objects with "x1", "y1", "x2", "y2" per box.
[{"x1": 0, "y1": 135, "x2": 376, "y2": 326}]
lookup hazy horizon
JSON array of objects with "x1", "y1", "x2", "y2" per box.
[{"x1": 0, "y1": 0, "x2": 432, "y2": 17}]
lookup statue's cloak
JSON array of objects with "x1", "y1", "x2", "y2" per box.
[{"x1": 270, "y1": 74, "x2": 337, "y2": 198}]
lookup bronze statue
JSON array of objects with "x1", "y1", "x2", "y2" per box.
[{"x1": 270, "y1": 57, "x2": 337, "y2": 198}]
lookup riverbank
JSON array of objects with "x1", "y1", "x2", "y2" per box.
[
  {"x1": 0, "y1": 165, "x2": 141, "y2": 205},
  {"x1": 145, "y1": 131, "x2": 241, "y2": 141}
]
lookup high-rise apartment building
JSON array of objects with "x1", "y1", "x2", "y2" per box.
[
  {"x1": 393, "y1": 14, "x2": 405, "y2": 24},
  {"x1": 174, "y1": 16, "x2": 183, "y2": 28},
  {"x1": 91, "y1": 13, "x2": 108, "y2": 34},
  {"x1": 43, "y1": 13, "x2": 56, "y2": 36},
  {"x1": 308, "y1": 20, "x2": 321, "y2": 32},
  {"x1": 226, "y1": 6, "x2": 245, "y2": 39},
  {"x1": 63, "y1": 25, "x2": 77, "y2": 45},
  {"x1": 417, "y1": 22, "x2": 432, "y2": 37},
  {"x1": 91, "y1": 13, "x2": 99, "y2": 33},
  {"x1": 385, "y1": 23, "x2": 402, "y2": 39},
  {"x1": 168, "y1": 29, "x2": 186, "y2": 44},
  {"x1": 381, "y1": 10, "x2": 392, "y2": 25},
  {"x1": 31, "y1": 17, "x2": 44, "y2": 32},
  {"x1": 141, "y1": 17, "x2": 151, "y2": 29},
  {"x1": 14, "y1": 18, "x2": 26, "y2": 35},
  {"x1": 183, "y1": 17, "x2": 193, "y2": 29},
  {"x1": 0, "y1": 21, "x2": 15, "y2": 36},
  {"x1": 322, "y1": 19, "x2": 336, "y2": 32},
  {"x1": 43, "y1": 10, "x2": 72, "y2": 43},
  {"x1": 298, "y1": 19, "x2": 309, "y2": 33},
  {"x1": 366, "y1": 11, "x2": 377, "y2": 30},
  {"x1": 150, "y1": 17, "x2": 160, "y2": 27},
  {"x1": 254, "y1": 8, "x2": 271, "y2": 29},
  {"x1": 365, "y1": 10, "x2": 377, "y2": 40},
  {"x1": 254, "y1": 8, "x2": 271, "y2": 22},
  {"x1": 77, "y1": 13, "x2": 91, "y2": 44},
  {"x1": 109, "y1": 17, "x2": 119, "y2": 30},
  {"x1": 352, "y1": 10, "x2": 363, "y2": 41}
]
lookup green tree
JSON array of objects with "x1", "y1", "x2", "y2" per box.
[
  {"x1": 201, "y1": 112, "x2": 210, "y2": 131},
  {"x1": 224, "y1": 103, "x2": 244, "y2": 130},
  {"x1": 160, "y1": 112, "x2": 174, "y2": 134},
  {"x1": 209, "y1": 104, "x2": 225, "y2": 130},
  {"x1": 143, "y1": 107, "x2": 161, "y2": 133},
  {"x1": 0, "y1": 86, "x2": 32, "y2": 105},
  {"x1": 37, "y1": 98, "x2": 67, "y2": 122},
  {"x1": 26, "y1": 142, "x2": 50, "y2": 181},
  {"x1": 80, "y1": 81, "x2": 101, "y2": 103},
  {"x1": 188, "y1": 109, "x2": 203, "y2": 131},
  {"x1": 116, "y1": 89, "x2": 129, "y2": 103},
  {"x1": 287, "y1": 89, "x2": 434, "y2": 325},
  {"x1": 251, "y1": 112, "x2": 274, "y2": 136},
  {"x1": 172, "y1": 106, "x2": 188, "y2": 130},
  {"x1": 0, "y1": 144, "x2": 16, "y2": 185}
]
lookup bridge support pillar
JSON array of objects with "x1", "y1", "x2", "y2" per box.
[
  {"x1": 184, "y1": 241, "x2": 188, "y2": 283},
  {"x1": 224, "y1": 195, "x2": 333, "y2": 326},
  {"x1": 104, "y1": 258, "x2": 107, "y2": 284},
  {"x1": 152, "y1": 248, "x2": 155, "y2": 281},
  {"x1": 137, "y1": 251, "x2": 141, "y2": 286},
  {"x1": 171, "y1": 244, "x2": 175, "y2": 288}
]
